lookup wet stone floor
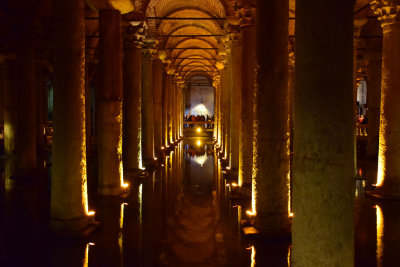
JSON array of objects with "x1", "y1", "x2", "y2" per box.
[{"x1": 0, "y1": 137, "x2": 399, "y2": 266}]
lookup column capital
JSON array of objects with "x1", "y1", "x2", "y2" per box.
[
  {"x1": 370, "y1": 0, "x2": 400, "y2": 28},
  {"x1": 239, "y1": 7, "x2": 256, "y2": 27},
  {"x1": 353, "y1": 18, "x2": 368, "y2": 46},
  {"x1": 123, "y1": 23, "x2": 146, "y2": 48},
  {"x1": 142, "y1": 38, "x2": 157, "y2": 58},
  {"x1": 212, "y1": 73, "x2": 221, "y2": 87}
]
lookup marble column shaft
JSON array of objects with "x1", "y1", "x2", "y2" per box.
[
  {"x1": 153, "y1": 58, "x2": 163, "y2": 151},
  {"x1": 162, "y1": 72, "x2": 168, "y2": 147},
  {"x1": 51, "y1": 0, "x2": 88, "y2": 231},
  {"x1": 371, "y1": 0, "x2": 400, "y2": 195},
  {"x1": 239, "y1": 24, "x2": 256, "y2": 186},
  {"x1": 167, "y1": 75, "x2": 173, "y2": 145},
  {"x1": 252, "y1": 0, "x2": 290, "y2": 232},
  {"x1": 97, "y1": 9, "x2": 123, "y2": 195},
  {"x1": 221, "y1": 67, "x2": 230, "y2": 160},
  {"x1": 366, "y1": 57, "x2": 381, "y2": 157},
  {"x1": 141, "y1": 46, "x2": 155, "y2": 165},
  {"x1": 123, "y1": 41, "x2": 142, "y2": 171},
  {"x1": 229, "y1": 32, "x2": 243, "y2": 173},
  {"x1": 293, "y1": 0, "x2": 354, "y2": 265}
]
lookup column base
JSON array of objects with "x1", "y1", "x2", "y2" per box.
[
  {"x1": 50, "y1": 216, "x2": 100, "y2": 238},
  {"x1": 254, "y1": 213, "x2": 291, "y2": 236},
  {"x1": 366, "y1": 190, "x2": 400, "y2": 199},
  {"x1": 242, "y1": 226, "x2": 291, "y2": 241},
  {"x1": 98, "y1": 184, "x2": 125, "y2": 196}
]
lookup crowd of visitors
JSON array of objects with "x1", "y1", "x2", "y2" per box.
[{"x1": 184, "y1": 114, "x2": 214, "y2": 129}]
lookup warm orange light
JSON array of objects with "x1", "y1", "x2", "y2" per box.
[
  {"x1": 196, "y1": 128, "x2": 202, "y2": 133},
  {"x1": 121, "y1": 183, "x2": 129, "y2": 188},
  {"x1": 289, "y1": 212, "x2": 294, "y2": 218},
  {"x1": 196, "y1": 140, "x2": 202, "y2": 146},
  {"x1": 231, "y1": 182, "x2": 238, "y2": 187},
  {"x1": 88, "y1": 211, "x2": 95, "y2": 216},
  {"x1": 246, "y1": 210, "x2": 256, "y2": 216},
  {"x1": 161, "y1": 146, "x2": 165, "y2": 150},
  {"x1": 89, "y1": 242, "x2": 95, "y2": 246}
]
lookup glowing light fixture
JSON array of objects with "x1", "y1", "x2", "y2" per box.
[
  {"x1": 196, "y1": 140, "x2": 202, "y2": 146},
  {"x1": 196, "y1": 128, "x2": 202, "y2": 133},
  {"x1": 231, "y1": 182, "x2": 238, "y2": 187}
]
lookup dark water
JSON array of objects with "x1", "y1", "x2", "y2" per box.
[{"x1": 0, "y1": 138, "x2": 399, "y2": 266}]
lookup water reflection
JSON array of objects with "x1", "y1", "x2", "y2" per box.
[
  {"x1": 6, "y1": 138, "x2": 400, "y2": 266},
  {"x1": 376, "y1": 205, "x2": 384, "y2": 267}
]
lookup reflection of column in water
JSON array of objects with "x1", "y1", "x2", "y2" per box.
[
  {"x1": 376, "y1": 205, "x2": 384, "y2": 267},
  {"x1": 246, "y1": 246, "x2": 256, "y2": 267},
  {"x1": 83, "y1": 243, "x2": 89, "y2": 267},
  {"x1": 82, "y1": 243, "x2": 95, "y2": 267},
  {"x1": 287, "y1": 245, "x2": 292, "y2": 266},
  {"x1": 119, "y1": 202, "x2": 128, "y2": 267}
]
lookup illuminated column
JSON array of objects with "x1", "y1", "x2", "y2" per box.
[
  {"x1": 365, "y1": 54, "x2": 382, "y2": 157},
  {"x1": 221, "y1": 65, "x2": 230, "y2": 161},
  {"x1": 293, "y1": 0, "x2": 354, "y2": 265},
  {"x1": 167, "y1": 73, "x2": 173, "y2": 145},
  {"x1": 238, "y1": 14, "x2": 256, "y2": 186},
  {"x1": 251, "y1": 0, "x2": 290, "y2": 232},
  {"x1": 153, "y1": 57, "x2": 163, "y2": 151},
  {"x1": 162, "y1": 71, "x2": 168, "y2": 147},
  {"x1": 229, "y1": 29, "x2": 243, "y2": 174},
  {"x1": 141, "y1": 40, "x2": 155, "y2": 166},
  {"x1": 97, "y1": 9, "x2": 123, "y2": 195},
  {"x1": 171, "y1": 78, "x2": 177, "y2": 142},
  {"x1": 212, "y1": 74, "x2": 221, "y2": 143},
  {"x1": 122, "y1": 26, "x2": 143, "y2": 171},
  {"x1": 370, "y1": 0, "x2": 400, "y2": 196},
  {"x1": 51, "y1": 0, "x2": 89, "y2": 231}
]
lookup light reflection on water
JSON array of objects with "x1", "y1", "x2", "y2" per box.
[
  {"x1": 376, "y1": 205, "x2": 384, "y2": 267},
  {"x1": 4, "y1": 140, "x2": 400, "y2": 266}
]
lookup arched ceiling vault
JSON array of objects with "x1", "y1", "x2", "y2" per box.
[{"x1": 144, "y1": 0, "x2": 232, "y2": 85}]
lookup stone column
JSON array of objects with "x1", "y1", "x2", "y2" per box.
[
  {"x1": 167, "y1": 73, "x2": 173, "y2": 145},
  {"x1": 97, "y1": 9, "x2": 123, "y2": 195},
  {"x1": 212, "y1": 74, "x2": 221, "y2": 144},
  {"x1": 238, "y1": 15, "x2": 256, "y2": 187},
  {"x1": 293, "y1": 0, "x2": 354, "y2": 265},
  {"x1": 51, "y1": 0, "x2": 89, "y2": 231},
  {"x1": 123, "y1": 26, "x2": 143, "y2": 171},
  {"x1": 141, "y1": 41, "x2": 156, "y2": 166},
  {"x1": 171, "y1": 78, "x2": 177, "y2": 143},
  {"x1": 221, "y1": 66, "x2": 230, "y2": 161},
  {"x1": 229, "y1": 30, "x2": 243, "y2": 174},
  {"x1": 153, "y1": 57, "x2": 163, "y2": 152},
  {"x1": 15, "y1": 24, "x2": 37, "y2": 174},
  {"x1": 365, "y1": 54, "x2": 382, "y2": 157},
  {"x1": 370, "y1": 0, "x2": 400, "y2": 196},
  {"x1": 162, "y1": 71, "x2": 168, "y2": 147},
  {"x1": 252, "y1": 0, "x2": 290, "y2": 232}
]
